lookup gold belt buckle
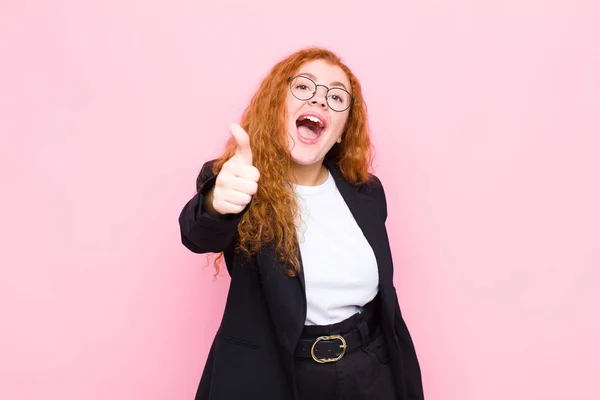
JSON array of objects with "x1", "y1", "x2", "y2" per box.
[{"x1": 310, "y1": 334, "x2": 347, "y2": 363}]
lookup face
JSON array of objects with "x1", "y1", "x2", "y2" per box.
[{"x1": 285, "y1": 59, "x2": 352, "y2": 168}]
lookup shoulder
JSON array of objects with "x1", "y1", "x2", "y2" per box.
[
  {"x1": 358, "y1": 173, "x2": 388, "y2": 222},
  {"x1": 358, "y1": 173, "x2": 385, "y2": 196}
]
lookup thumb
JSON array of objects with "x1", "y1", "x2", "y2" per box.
[{"x1": 229, "y1": 123, "x2": 253, "y2": 165}]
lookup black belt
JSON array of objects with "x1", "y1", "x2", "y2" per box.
[{"x1": 294, "y1": 307, "x2": 378, "y2": 363}]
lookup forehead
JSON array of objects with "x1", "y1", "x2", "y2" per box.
[{"x1": 295, "y1": 59, "x2": 350, "y2": 89}]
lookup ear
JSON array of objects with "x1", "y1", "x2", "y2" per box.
[{"x1": 336, "y1": 136, "x2": 342, "y2": 144}]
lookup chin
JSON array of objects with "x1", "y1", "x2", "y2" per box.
[{"x1": 290, "y1": 154, "x2": 323, "y2": 167}]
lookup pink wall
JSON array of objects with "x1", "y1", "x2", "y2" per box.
[{"x1": 1, "y1": 1, "x2": 599, "y2": 399}]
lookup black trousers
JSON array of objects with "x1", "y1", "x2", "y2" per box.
[{"x1": 294, "y1": 304, "x2": 398, "y2": 400}]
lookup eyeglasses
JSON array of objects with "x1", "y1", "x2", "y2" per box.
[{"x1": 288, "y1": 76, "x2": 353, "y2": 112}]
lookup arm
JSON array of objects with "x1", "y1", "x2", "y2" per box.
[
  {"x1": 178, "y1": 160, "x2": 245, "y2": 254},
  {"x1": 373, "y1": 175, "x2": 424, "y2": 398}
]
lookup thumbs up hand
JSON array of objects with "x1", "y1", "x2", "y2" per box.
[{"x1": 209, "y1": 123, "x2": 260, "y2": 215}]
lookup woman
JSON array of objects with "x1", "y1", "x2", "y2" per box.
[{"x1": 178, "y1": 47, "x2": 424, "y2": 400}]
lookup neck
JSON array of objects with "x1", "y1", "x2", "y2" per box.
[{"x1": 291, "y1": 162, "x2": 328, "y2": 186}]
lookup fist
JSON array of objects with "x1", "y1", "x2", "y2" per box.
[{"x1": 211, "y1": 123, "x2": 260, "y2": 215}]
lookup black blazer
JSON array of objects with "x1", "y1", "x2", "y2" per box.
[{"x1": 178, "y1": 160, "x2": 424, "y2": 400}]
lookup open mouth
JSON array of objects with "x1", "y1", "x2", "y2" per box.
[{"x1": 296, "y1": 115, "x2": 326, "y2": 142}]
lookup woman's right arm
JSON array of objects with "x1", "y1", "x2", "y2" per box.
[
  {"x1": 178, "y1": 160, "x2": 246, "y2": 254},
  {"x1": 179, "y1": 124, "x2": 258, "y2": 254}
]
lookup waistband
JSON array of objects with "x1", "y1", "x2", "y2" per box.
[{"x1": 294, "y1": 297, "x2": 379, "y2": 363}]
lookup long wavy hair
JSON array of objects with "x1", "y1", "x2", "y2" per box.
[{"x1": 212, "y1": 47, "x2": 373, "y2": 276}]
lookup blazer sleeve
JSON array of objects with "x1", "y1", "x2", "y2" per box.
[
  {"x1": 178, "y1": 160, "x2": 245, "y2": 254},
  {"x1": 366, "y1": 174, "x2": 425, "y2": 397},
  {"x1": 395, "y1": 303, "x2": 425, "y2": 399}
]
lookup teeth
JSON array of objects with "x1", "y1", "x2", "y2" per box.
[{"x1": 300, "y1": 115, "x2": 324, "y2": 127}]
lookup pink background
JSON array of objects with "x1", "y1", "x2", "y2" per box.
[{"x1": 1, "y1": 1, "x2": 599, "y2": 399}]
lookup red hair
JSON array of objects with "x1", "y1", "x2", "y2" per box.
[{"x1": 213, "y1": 47, "x2": 373, "y2": 276}]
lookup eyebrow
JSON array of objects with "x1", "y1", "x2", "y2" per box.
[{"x1": 299, "y1": 72, "x2": 348, "y2": 91}]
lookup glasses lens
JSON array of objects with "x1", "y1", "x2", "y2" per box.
[
  {"x1": 327, "y1": 88, "x2": 352, "y2": 112},
  {"x1": 290, "y1": 76, "x2": 316, "y2": 100}
]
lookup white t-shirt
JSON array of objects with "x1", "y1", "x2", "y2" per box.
[{"x1": 294, "y1": 170, "x2": 379, "y2": 326}]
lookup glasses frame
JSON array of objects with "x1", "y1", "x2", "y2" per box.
[{"x1": 287, "y1": 76, "x2": 354, "y2": 112}]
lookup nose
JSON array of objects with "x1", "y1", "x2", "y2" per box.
[{"x1": 309, "y1": 86, "x2": 328, "y2": 110}]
